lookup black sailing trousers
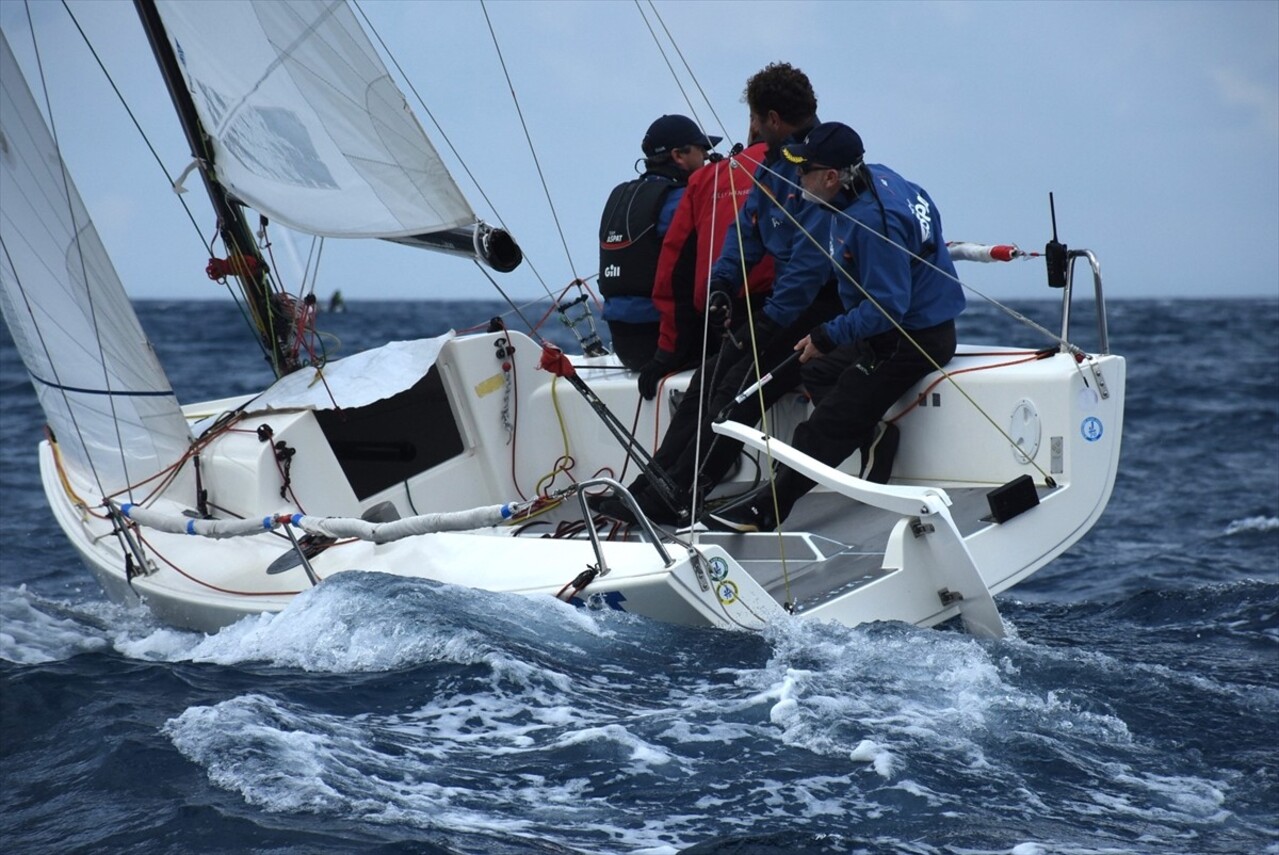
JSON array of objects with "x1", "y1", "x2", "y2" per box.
[{"x1": 773, "y1": 318, "x2": 958, "y2": 516}]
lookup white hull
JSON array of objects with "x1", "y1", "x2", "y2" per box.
[{"x1": 39, "y1": 329, "x2": 1125, "y2": 636}]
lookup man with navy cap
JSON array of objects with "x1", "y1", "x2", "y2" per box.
[
  {"x1": 709, "y1": 121, "x2": 965, "y2": 532},
  {"x1": 599, "y1": 114, "x2": 721, "y2": 369}
]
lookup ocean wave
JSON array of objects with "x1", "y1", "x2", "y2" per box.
[
  {"x1": 0, "y1": 586, "x2": 140, "y2": 664},
  {"x1": 1225, "y1": 515, "x2": 1279, "y2": 535}
]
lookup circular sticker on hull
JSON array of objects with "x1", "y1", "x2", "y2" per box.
[
  {"x1": 716, "y1": 580, "x2": 739, "y2": 605},
  {"x1": 1081, "y1": 416, "x2": 1103, "y2": 442},
  {"x1": 707, "y1": 557, "x2": 729, "y2": 582}
]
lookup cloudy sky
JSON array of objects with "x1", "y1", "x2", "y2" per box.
[{"x1": 2, "y1": 0, "x2": 1276, "y2": 308}]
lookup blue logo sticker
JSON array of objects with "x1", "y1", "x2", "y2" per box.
[{"x1": 1081, "y1": 417, "x2": 1103, "y2": 442}]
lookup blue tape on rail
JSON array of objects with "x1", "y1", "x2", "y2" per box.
[
  {"x1": 292, "y1": 514, "x2": 303, "y2": 526},
  {"x1": 262, "y1": 516, "x2": 273, "y2": 530},
  {"x1": 121, "y1": 503, "x2": 134, "y2": 516},
  {"x1": 187, "y1": 520, "x2": 196, "y2": 535},
  {"x1": 501, "y1": 503, "x2": 512, "y2": 519}
]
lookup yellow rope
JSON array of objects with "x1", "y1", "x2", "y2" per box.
[{"x1": 719, "y1": 155, "x2": 794, "y2": 608}]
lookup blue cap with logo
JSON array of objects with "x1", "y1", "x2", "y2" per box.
[{"x1": 783, "y1": 122, "x2": 865, "y2": 169}]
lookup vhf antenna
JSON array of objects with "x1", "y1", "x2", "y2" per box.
[{"x1": 1045, "y1": 192, "x2": 1068, "y2": 289}]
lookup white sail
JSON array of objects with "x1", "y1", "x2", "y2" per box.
[
  {"x1": 0, "y1": 32, "x2": 192, "y2": 497},
  {"x1": 153, "y1": 0, "x2": 476, "y2": 240}
]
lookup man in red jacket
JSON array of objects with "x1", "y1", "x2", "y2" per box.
[{"x1": 636, "y1": 127, "x2": 776, "y2": 400}]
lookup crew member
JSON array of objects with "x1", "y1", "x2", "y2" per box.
[
  {"x1": 599, "y1": 114, "x2": 720, "y2": 370},
  {"x1": 709, "y1": 121, "x2": 965, "y2": 532}
]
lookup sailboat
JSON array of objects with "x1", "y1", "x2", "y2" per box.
[{"x1": 0, "y1": 2, "x2": 1124, "y2": 637}]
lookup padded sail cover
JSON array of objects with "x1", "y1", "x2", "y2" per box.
[
  {"x1": 0, "y1": 34, "x2": 192, "y2": 495},
  {"x1": 154, "y1": 0, "x2": 476, "y2": 239}
]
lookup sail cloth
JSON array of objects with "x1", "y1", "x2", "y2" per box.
[
  {"x1": 0, "y1": 33, "x2": 193, "y2": 497},
  {"x1": 249, "y1": 335, "x2": 451, "y2": 411},
  {"x1": 153, "y1": 0, "x2": 476, "y2": 241}
]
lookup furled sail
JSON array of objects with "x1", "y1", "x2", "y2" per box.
[
  {"x1": 0, "y1": 32, "x2": 193, "y2": 497},
  {"x1": 151, "y1": 0, "x2": 520, "y2": 271}
]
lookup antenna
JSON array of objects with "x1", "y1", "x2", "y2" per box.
[{"x1": 1045, "y1": 192, "x2": 1068, "y2": 289}]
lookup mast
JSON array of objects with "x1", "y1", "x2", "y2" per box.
[{"x1": 133, "y1": 0, "x2": 299, "y2": 377}]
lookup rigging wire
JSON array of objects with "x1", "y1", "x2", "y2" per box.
[
  {"x1": 638, "y1": 0, "x2": 735, "y2": 146},
  {"x1": 477, "y1": 0, "x2": 583, "y2": 287},
  {"x1": 17, "y1": 0, "x2": 126, "y2": 500},
  {"x1": 60, "y1": 0, "x2": 289, "y2": 373},
  {"x1": 353, "y1": 0, "x2": 608, "y2": 351},
  {"x1": 631, "y1": 2, "x2": 703, "y2": 134},
  {"x1": 348, "y1": 2, "x2": 527, "y2": 254},
  {"x1": 59, "y1": 0, "x2": 207, "y2": 252}
]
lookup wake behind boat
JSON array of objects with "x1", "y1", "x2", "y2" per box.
[{"x1": 0, "y1": 2, "x2": 1124, "y2": 637}]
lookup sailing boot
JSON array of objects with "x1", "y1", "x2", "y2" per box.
[
  {"x1": 593, "y1": 481, "x2": 686, "y2": 527},
  {"x1": 587, "y1": 473, "x2": 648, "y2": 518},
  {"x1": 706, "y1": 468, "x2": 811, "y2": 533}
]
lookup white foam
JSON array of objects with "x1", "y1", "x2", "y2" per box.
[
  {"x1": 1225, "y1": 515, "x2": 1279, "y2": 535},
  {"x1": 1011, "y1": 844, "x2": 1047, "y2": 855},
  {"x1": 552, "y1": 723, "x2": 673, "y2": 766},
  {"x1": 110, "y1": 572, "x2": 612, "y2": 679},
  {"x1": 0, "y1": 586, "x2": 109, "y2": 663},
  {"x1": 849, "y1": 738, "x2": 896, "y2": 778}
]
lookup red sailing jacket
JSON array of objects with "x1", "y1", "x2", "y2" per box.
[{"x1": 652, "y1": 142, "x2": 775, "y2": 356}]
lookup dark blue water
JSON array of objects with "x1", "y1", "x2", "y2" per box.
[{"x1": 2, "y1": 298, "x2": 1276, "y2": 855}]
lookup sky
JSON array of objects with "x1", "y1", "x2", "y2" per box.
[{"x1": 2, "y1": 0, "x2": 1277, "y2": 309}]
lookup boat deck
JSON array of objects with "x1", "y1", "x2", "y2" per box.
[
  {"x1": 696, "y1": 487, "x2": 995, "y2": 613},
  {"x1": 515, "y1": 484, "x2": 1003, "y2": 614}
]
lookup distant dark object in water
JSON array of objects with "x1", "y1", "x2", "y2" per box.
[{"x1": 328, "y1": 289, "x2": 347, "y2": 313}]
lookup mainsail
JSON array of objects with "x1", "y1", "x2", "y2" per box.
[
  {"x1": 151, "y1": 0, "x2": 513, "y2": 260},
  {"x1": 0, "y1": 32, "x2": 193, "y2": 498}
]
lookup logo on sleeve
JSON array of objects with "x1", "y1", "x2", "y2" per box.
[{"x1": 911, "y1": 193, "x2": 933, "y2": 243}]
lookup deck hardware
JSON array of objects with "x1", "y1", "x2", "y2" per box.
[
  {"x1": 938, "y1": 588, "x2": 963, "y2": 606},
  {"x1": 574, "y1": 477, "x2": 676, "y2": 577},
  {"x1": 690, "y1": 553, "x2": 710, "y2": 592},
  {"x1": 910, "y1": 519, "x2": 935, "y2": 538},
  {"x1": 280, "y1": 521, "x2": 321, "y2": 587}
]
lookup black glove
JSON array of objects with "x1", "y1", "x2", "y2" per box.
[
  {"x1": 707, "y1": 278, "x2": 735, "y2": 326},
  {"x1": 637, "y1": 349, "x2": 678, "y2": 400},
  {"x1": 809, "y1": 323, "x2": 836, "y2": 355},
  {"x1": 729, "y1": 312, "x2": 780, "y2": 350}
]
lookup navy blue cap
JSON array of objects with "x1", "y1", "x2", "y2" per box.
[
  {"x1": 642, "y1": 114, "x2": 722, "y2": 157},
  {"x1": 783, "y1": 122, "x2": 865, "y2": 169}
]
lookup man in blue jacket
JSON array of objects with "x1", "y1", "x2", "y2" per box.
[
  {"x1": 596, "y1": 62, "x2": 842, "y2": 526},
  {"x1": 710, "y1": 121, "x2": 965, "y2": 532}
]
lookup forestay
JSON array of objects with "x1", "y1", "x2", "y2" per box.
[
  {"x1": 0, "y1": 32, "x2": 192, "y2": 497},
  {"x1": 153, "y1": 0, "x2": 475, "y2": 239}
]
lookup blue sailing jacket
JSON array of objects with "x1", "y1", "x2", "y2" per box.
[
  {"x1": 710, "y1": 138, "x2": 832, "y2": 329},
  {"x1": 819, "y1": 164, "x2": 964, "y2": 345}
]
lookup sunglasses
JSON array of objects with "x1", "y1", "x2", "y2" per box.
[{"x1": 798, "y1": 162, "x2": 835, "y2": 175}]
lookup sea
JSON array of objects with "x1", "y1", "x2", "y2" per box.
[{"x1": 1, "y1": 297, "x2": 1276, "y2": 855}]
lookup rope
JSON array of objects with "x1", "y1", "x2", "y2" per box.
[{"x1": 688, "y1": 153, "x2": 795, "y2": 607}]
